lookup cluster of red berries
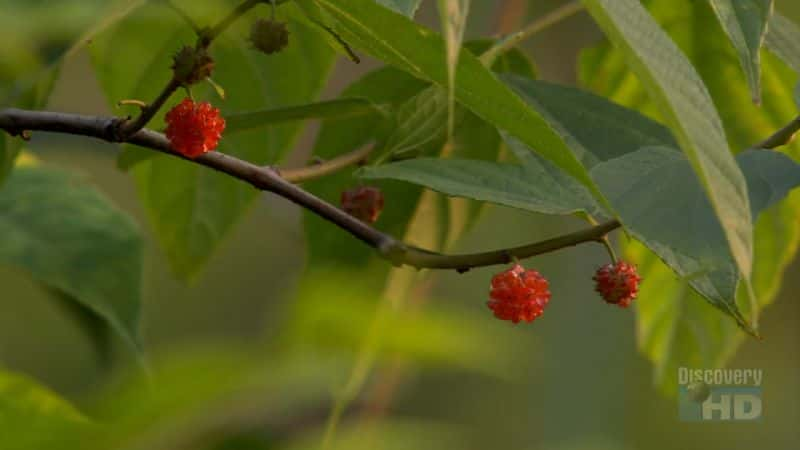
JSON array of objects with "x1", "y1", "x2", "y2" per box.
[
  {"x1": 165, "y1": 98, "x2": 226, "y2": 158},
  {"x1": 487, "y1": 260, "x2": 640, "y2": 324}
]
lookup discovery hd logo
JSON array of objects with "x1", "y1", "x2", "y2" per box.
[{"x1": 678, "y1": 367, "x2": 763, "y2": 422}]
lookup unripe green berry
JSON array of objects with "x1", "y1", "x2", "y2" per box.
[
  {"x1": 171, "y1": 46, "x2": 214, "y2": 85},
  {"x1": 250, "y1": 19, "x2": 290, "y2": 55}
]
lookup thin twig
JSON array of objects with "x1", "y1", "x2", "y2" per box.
[
  {"x1": 753, "y1": 115, "x2": 800, "y2": 149},
  {"x1": 280, "y1": 145, "x2": 373, "y2": 183},
  {"x1": 0, "y1": 107, "x2": 621, "y2": 272},
  {"x1": 480, "y1": 0, "x2": 584, "y2": 66},
  {"x1": 115, "y1": 78, "x2": 181, "y2": 139}
]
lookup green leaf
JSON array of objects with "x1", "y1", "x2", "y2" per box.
[
  {"x1": 437, "y1": 0, "x2": 471, "y2": 137},
  {"x1": 580, "y1": 0, "x2": 800, "y2": 392},
  {"x1": 765, "y1": 12, "x2": 800, "y2": 74},
  {"x1": 374, "y1": 41, "x2": 536, "y2": 163},
  {"x1": 309, "y1": 0, "x2": 610, "y2": 211},
  {"x1": 374, "y1": 0, "x2": 424, "y2": 17},
  {"x1": 592, "y1": 147, "x2": 800, "y2": 330},
  {"x1": 582, "y1": 0, "x2": 754, "y2": 287},
  {"x1": 627, "y1": 242, "x2": 743, "y2": 396},
  {"x1": 19, "y1": 349, "x2": 345, "y2": 450},
  {"x1": 226, "y1": 98, "x2": 385, "y2": 133},
  {"x1": 503, "y1": 75, "x2": 677, "y2": 169},
  {"x1": 90, "y1": 3, "x2": 336, "y2": 280},
  {"x1": 0, "y1": 167, "x2": 143, "y2": 352},
  {"x1": 707, "y1": 0, "x2": 773, "y2": 103},
  {"x1": 0, "y1": 370, "x2": 90, "y2": 450},
  {"x1": 360, "y1": 143, "x2": 599, "y2": 216}
]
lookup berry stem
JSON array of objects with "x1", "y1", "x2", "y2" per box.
[
  {"x1": 0, "y1": 107, "x2": 622, "y2": 272},
  {"x1": 116, "y1": 77, "x2": 181, "y2": 140},
  {"x1": 280, "y1": 145, "x2": 374, "y2": 183}
]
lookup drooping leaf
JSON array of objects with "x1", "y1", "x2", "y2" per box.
[
  {"x1": 582, "y1": 0, "x2": 754, "y2": 288},
  {"x1": 0, "y1": 166, "x2": 143, "y2": 352},
  {"x1": 360, "y1": 145, "x2": 599, "y2": 217},
  {"x1": 591, "y1": 147, "x2": 800, "y2": 331},
  {"x1": 306, "y1": 0, "x2": 610, "y2": 210},
  {"x1": 90, "y1": 3, "x2": 336, "y2": 280},
  {"x1": 707, "y1": 0, "x2": 773, "y2": 103},
  {"x1": 580, "y1": 0, "x2": 800, "y2": 392}
]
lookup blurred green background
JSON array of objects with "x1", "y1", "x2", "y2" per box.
[{"x1": 1, "y1": 0, "x2": 799, "y2": 449}]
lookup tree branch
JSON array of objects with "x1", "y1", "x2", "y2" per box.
[
  {"x1": 480, "y1": 0, "x2": 584, "y2": 66},
  {"x1": 0, "y1": 107, "x2": 621, "y2": 271},
  {"x1": 753, "y1": 115, "x2": 800, "y2": 150}
]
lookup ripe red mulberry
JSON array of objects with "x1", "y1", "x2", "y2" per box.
[
  {"x1": 593, "y1": 261, "x2": 641, "y2": 307},
  {"x1": 165, "y1": 98, "x2": 225, "y2": 158},
  {"x1": 488, "y1": 264, "x2": 551, "y2": 323}
]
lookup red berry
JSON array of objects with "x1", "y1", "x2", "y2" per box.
[
  {"x1": 341, "y1": 186, "x2": 384, "y2": 223},
  {"x1": 593, "y1": 261, "x2": 641, "y2": 307},
  {"x1": 165, "y1": 98, "x2": 225, "y2": 158},
  {"x1": 487, "y1": 264, "x2": 551, "y2": 323}
]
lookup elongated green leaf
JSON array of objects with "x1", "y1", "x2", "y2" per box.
[
  {"x1": 0, "y1": 370, "x2": 90, "y2": 450},
  {"x1": 308, "y1": 0, "x2": 609, "y2": 210},
  {"x1": 374, "y1": 0, "x2": 424, "y2": 17},
  {"x1": 225, "y1": 98, "x2": 384, "y2": 133},
  {"x1": 707, "y1": 0, "x2": 773, "y2": 103},
  {"x1": 437, "y1": 0, "x2": 471, "y2": 137},
  {"x1": 765, "y1": 12, "x2": 800, "y2": 74},
  {"x1": 360, "y1": 150, "x2": 599, "y2": 216},
  {"x1": 0, "y1": 166, "x2": 143, "y2": 351},
  {"x1": 580, "y1": 0, "x2": 800, "y2": 392},
  {"x1": 91, "y1": 3, "x2": 336, "y2": 280},
  {"x1": 582, "y1": 0, "x2": 754, "y2": 285}
]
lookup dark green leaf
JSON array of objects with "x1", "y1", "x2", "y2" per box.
[
  {"x1": 0, "y1": 167, "x2": 143, "y2": 352},
  {"x1": 580, "y1": 0, "x2": 800, "y2": 391}
]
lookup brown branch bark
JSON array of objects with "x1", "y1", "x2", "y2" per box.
[{"x1": 0, "y1": 107, "x2": 621, "y2": 271}]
